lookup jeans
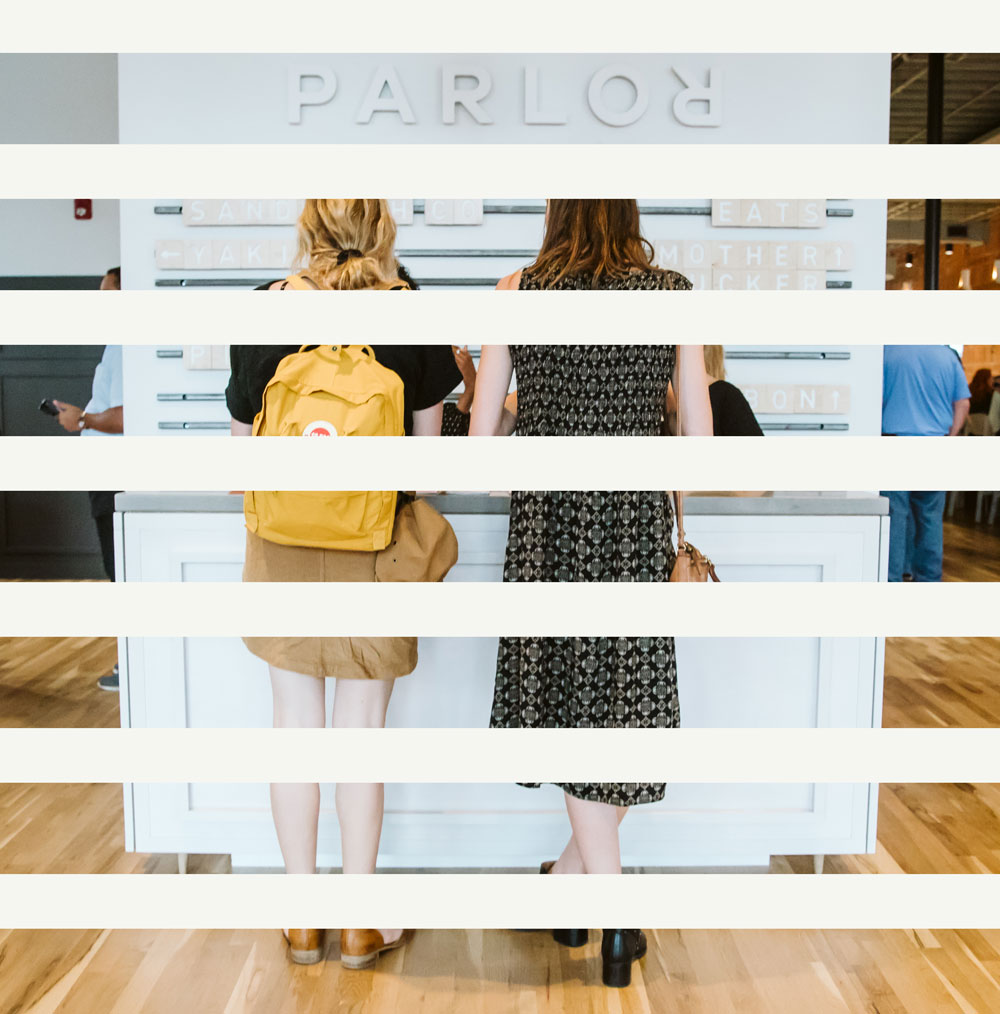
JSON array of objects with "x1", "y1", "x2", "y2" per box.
[{"x1": 882, "y1": 491, "x2": 947, "y2": 582}]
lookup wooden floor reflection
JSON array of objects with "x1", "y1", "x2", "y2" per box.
[
  {"x1": 2, "y1": 513, "x2": 999, "y2": 1011},
  {"x1": 4, "y1": 925, "x2": 1000, "y2": 1014}
]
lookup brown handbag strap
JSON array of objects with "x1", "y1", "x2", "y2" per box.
[{"x1": 673, "y1": 349, "x2": 686, "y2": 549}]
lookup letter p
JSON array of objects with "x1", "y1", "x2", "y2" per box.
[{"x1": 288, "y1": 66, "x2": 337, "y2": 125}]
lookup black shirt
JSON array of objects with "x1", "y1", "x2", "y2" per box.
[
  {"x1": 709, "y1": 380, "x2": 764, "y2": 436},
  {"x1": 226, "y1": 345, "x2": 461, "y2": 435}
]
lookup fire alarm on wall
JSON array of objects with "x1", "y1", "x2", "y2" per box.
[{"x1": 74, "y1": 199, "x2": 93, "y2": 220}]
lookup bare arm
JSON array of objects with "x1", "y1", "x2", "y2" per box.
[
  {"x1": 412, "y1": 403, "x2": 444, "y2": 437},
  {"x1": 469, "y1": 346, "x2": 514, "y2": 436},
  {"x1": 672, "y1": 345, "x2": 713, "y2": 436},
  {"x1": 230, "y1": 419, "x2": 253, "y2": 436},
  {"x1": 85, "y1": 405, "x2": 124, "y2": 434},
  {"x1": 949, "y1": 397, "x2": 971, "y2": 436},
  {"x1": 497, "y1": 391, "x2": 518, "y2": 436}
]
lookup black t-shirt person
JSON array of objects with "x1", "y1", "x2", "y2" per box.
[
  {"x1": 227, "y1": 272, "x2": 461, "y2": 433},
  {"x1": 709, "y1": 379, "x2": 764, "y2": 436},
  {"x1": 226, "y1": 344, "x2": 461, "y2": 434}
]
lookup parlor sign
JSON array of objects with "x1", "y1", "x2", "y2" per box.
[{"x1": 117, "y1": 55, "x2": 891, "y2": 144}]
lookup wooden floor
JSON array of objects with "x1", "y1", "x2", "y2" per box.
[
  {"x1": 884, "y1": 636, "x2": 1000, "y2": 728},
  {"x1": 4, "y1": 780, "x2": 1000, "y2": 877},
  {"x1": 4, "y1": 629, "x2": 1000, "y2": 734},
  {"x1": 4, "y1": 926, "x2": 1000, "y2": 1014},
  {"x1": 0, "y1": 637, "x2": 119, "y2": 729},
  {"x1": 943, "y1": 513, "x2": 1000, "y2": 582},
  {"x1": 1, "y1": 513, "x2": 999, "y2": 1012}
]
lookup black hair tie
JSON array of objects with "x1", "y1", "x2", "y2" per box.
[{"x1": 336, "y1": 248, "x2": 363, "y2": 265}]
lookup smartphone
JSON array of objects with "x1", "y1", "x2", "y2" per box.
[{"x1": 38, "y1": 399, "x2": 60, "y2": 417}]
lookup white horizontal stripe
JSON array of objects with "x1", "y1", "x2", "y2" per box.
[
  {"x1": 6, "y1": 2, "x2": 997, "y2": 52},
  {"x1": 2, "y1": 144, "x2": 997, "y2": 198},
  {"x1": 0, "y1": 436, "x2": 988, "y2": 491},
  {"x1": 4, "y1": 874, "x2": 998, "y2": 929},
  {"x1": 0, "y1": 292, "x2": 993, "y2": 344},
  {"x1": 0, "y1": 584, "x2": 995, "y2": 637},
  {"x1": 8, "y1": 2, "x2": 1000, "y2": 53},
  {"x1": 3, "y1": 729, "x2": 999, "y2": 783}
]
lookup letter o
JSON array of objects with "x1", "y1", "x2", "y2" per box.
[{"x1": 587, "y1": 65, "x2": 648, "y2": 127}]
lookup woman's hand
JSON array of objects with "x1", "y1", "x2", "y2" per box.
[
  {"x1": 453, "y1": 346, "x2": 476, "y2": 386},
  {"x1": 453, "y1": 345, "x2": 477, "y2": 414}
]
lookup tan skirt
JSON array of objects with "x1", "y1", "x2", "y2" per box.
[{"x1": 241, "y1": 530, "x2": 417, "y2": 680}]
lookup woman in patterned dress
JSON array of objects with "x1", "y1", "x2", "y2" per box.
[{"x1": 470, "y1": 200, "x2": 713, "y2": 987}]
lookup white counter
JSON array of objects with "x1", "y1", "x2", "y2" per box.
[{"x1": 116, "y1": 492, "x2": 888, "y2": 870}]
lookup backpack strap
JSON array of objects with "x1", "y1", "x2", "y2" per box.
[{"x1": 283, "y1": 273, "x2": 321, "y2": 290}]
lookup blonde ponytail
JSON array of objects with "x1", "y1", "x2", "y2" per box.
[{"x1": 294, "y1": 200, "x2": 402, "y2": 290}]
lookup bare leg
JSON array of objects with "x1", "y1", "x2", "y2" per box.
[
  {"x1": 551, "y1": 805, "x2": 628, "y2": 874},
  {"x1": 560, "y1": 795, "x2": 627, "y2": 874},
  {"x1": 331, "y1": 677, "x2": 400, "y2": 944},
  {"x1": 269, "y1": 665, "x2": 326, "y2": 874}
]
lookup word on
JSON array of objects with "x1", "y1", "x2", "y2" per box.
[{"x1": 738, "y1": 383, "x2": 851, "y2": 415}]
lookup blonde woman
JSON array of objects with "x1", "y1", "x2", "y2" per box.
[
  {"x1": 702, "y1": 345, "x2": 762, "y2": 436},
  {"x1": 667, "y1": 347, "x2": 762, "y2": 436},
  {"x1": 226, "y1": 199, "x2": 460, "y2": 970}
]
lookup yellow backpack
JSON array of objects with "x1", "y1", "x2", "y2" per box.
[{"x1": 244, "y1": 343, "x2": 405, "y2": 551}]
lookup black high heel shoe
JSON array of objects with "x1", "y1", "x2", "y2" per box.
[
  {"x1": 601, "y1": 929, "x2": 647, "y2": 988},
  {"x1": 539, "y1": 861, "x2": 590, "y2": 948}
]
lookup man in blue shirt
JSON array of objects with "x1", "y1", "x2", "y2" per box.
[
  {"x1": 52, "y1": 268, "x2": 124, "y2": 689},
  {"x1": 881, "y1": 346, "x2": 970, "y2": 582}
]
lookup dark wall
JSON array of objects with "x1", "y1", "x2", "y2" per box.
[
  {"x1": 0, "y1": 276, "x2": 105, "y2": 290},
  {"x1": 0, "y1": 345, "x2": 108, "y2": 579}
]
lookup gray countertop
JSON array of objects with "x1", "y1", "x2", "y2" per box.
[{"x1": 116, "y1": 491, "x2": 888, "y2": 516}]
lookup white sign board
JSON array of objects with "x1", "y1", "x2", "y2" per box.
[{"x1": 118, "y1": 54, "x2": 890, "y2": 144}]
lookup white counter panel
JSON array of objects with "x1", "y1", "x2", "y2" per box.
[
  {"x1": 120, "y1": 504, "x2": 884, "y2": 868},
  {"x1": 120, "y1": 509, "x2": 884, "y2": 584},
  {"x1": 130, "y1": 780, "x2": 872, "y2": 869}
]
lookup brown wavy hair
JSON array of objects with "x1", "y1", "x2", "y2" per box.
[
  {"x1": 528, "y1": 200, "x2": 660, "y2": 285},
  {"x1": 294, "y1": 199, "x2": 403, "y2": 290},
  {"x1": 969, "y1": 367, "x2": 993, "y2": 406}
]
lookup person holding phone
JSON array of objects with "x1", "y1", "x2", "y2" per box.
[{"x1": 47, "y1": 267, "x2": 123, "y2": 691}]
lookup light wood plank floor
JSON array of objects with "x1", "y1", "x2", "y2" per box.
[
  {"x1": 0, "y1": 637, "x2": 119, "y2": 729},
  {"x1": 5, "y1": 780, "x2": 1000, "y2": 876},
  {"x1": 3, "y1": 631, "x2": 1000, "y2": 734},
  {"x1": 4, "y1": 926, "x2": 1000, "y2": 1014},
  {"x1": 1, "y1": 515, "x2": 998, "y2": 1011},
  {"x1": 943, "y1": 518, "x2": 1000, "y2": 582}
]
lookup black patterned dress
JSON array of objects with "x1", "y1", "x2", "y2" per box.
[{"x1": 489, "y1": 266, "x2": 689, "y2": 808}]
